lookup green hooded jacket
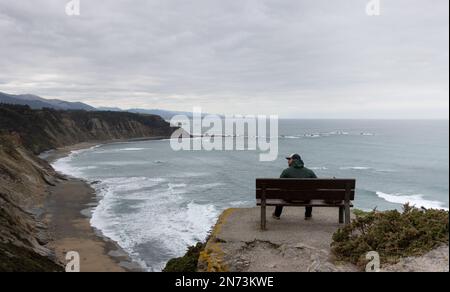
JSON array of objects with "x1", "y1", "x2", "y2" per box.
[{"x1": 280, "y1": 158, "x2": 317, "y2": 179}]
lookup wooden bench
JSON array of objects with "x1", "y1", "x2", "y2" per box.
[{"x1": 256, "y1": 178, "x2": 356, "y2": 230}]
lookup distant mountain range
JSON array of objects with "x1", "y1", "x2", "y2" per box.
[
  {"x1": 0, "y1": 92, "x2": 96, "y2": 111},
  {"x1": 0, "y1": 91, "x2": 198, "y2": 120}
]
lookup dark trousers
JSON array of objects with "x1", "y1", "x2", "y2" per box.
[{"x1": 274, "y1": 206, "x2": 312, "y2": 218}]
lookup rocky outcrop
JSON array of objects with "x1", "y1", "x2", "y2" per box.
[
  {"x1": 198, "y1": 208, "x2": 449, "y2": 272},
  {"x1": 382, "y1": 245, "x2": 449, "y2": 272},
  {"x1": 197, "y1": 208, "x2": 358, "y2": 272},
  {"x1": 0, "y1": 139, "x2": 62, "y2": 271},
  {"x1": 0, "y1": 104, "x2": 176, "y2": 271}
]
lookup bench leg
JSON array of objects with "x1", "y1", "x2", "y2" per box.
[
  {"x1": 261, "y1": 203, "x2": 266, "y2": 230},
  {"x1": 344, "y1": 201, "x2": 351, "y2": 225},
  {"x1": 339, "y1": 206, "x2": 344, "y2": 224}
]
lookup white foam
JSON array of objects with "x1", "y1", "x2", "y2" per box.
[
  {"x1": 376, "y1": 191, "x2": 449, "y2": 211},
  {"x1": 119, "y1": 148, "x2": 147, "y2": 151},
  {"x1": 52, "y1": 155, "x2": 83, "y2": 178},
  {"x1": 52, "y1": 156, "x2": 77, "y2": 176},
  {"x1": 304, "y1": 133, "x2": 321, "y2": 138},
  {"x1": 90, "y1": 179, "x2": 220, "y2": 271},
  {"x1": 326, "y1": 131, "x2": 350, "y2": 136},
  {"x1": 375, "y1": 169, "x2": 397, "y2": 173},
  {"x1": 340, "y1": 166, "x2": 372, "y2": 171},
  {"x1": 280, "y1": 131, "x2": 373, "y2": 140},
  {"x1": 310, "y1": 167, "x2": 329, "y2": 170},
  {"x1": 98, "y1": 177, "x2": 166, "y2": 194},
  {"x1": 51, "y1": 145, "x2": 101, "y2": 178}
]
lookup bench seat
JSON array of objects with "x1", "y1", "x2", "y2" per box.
[
  {"x1": 256, "y1": 199, "x2": 354, "y2": 208},
  {"x1": 256, "y1": 178, "x2": 356, "y2": 230}
]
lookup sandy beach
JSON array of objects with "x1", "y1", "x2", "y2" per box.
[{"x1": 43, "y1": 142, "x2": 142, "y2": 272}]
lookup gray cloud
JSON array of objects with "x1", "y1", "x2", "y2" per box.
[{"x1": 0, "y1": 0, "x2": 448, "y2": 118}]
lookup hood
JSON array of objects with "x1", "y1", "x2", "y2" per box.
[{"x1": 292, "y1": 158, "x2": 305, "y2": 169}]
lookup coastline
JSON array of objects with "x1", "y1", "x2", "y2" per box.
[
  {"x1": 41, "y1": 136, "x2": 169, "y2": 163},
  {"x1": 40, "y1": 140, "x2": 449, "y2": 273},
  {"x1": 42, "y1": 141, "x2": 149, "y2": 272}
]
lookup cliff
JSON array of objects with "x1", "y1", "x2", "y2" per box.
[
  {"x1": 196, "y1": 208, "x2": 357, "y2": 272},
  {"x1": 0, "y1": 104, "x2": 174, "y2": 154},
  {"x1": 194, "y1": 207, "x2": 448, "y2": 272},
  {"x1": 0, "y1": 104, "x2": 175, "y2": 271},
  {"x1": 0, "y1": 138, "x2": 62, "y2": 271}
]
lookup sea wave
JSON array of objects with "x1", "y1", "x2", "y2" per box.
[
  {"x1": 90, "y1": 179, "x2": 219, "y2": 271},
  {"x1": 52, "y1": 149, "x2": 219, "y2": 271},
  {"x1": 340, "y1": 166, "x2": 372, "y2": 171},
  {"x1": 376, "y1": 191, "x2": 448, "y2": 210},
  {"x1": 120, "y1": 148, "x2": 146, "y2": 151},
  {"x1": 51, "y1": 145, "x2": 103, "y2": 176},
  {"x1": 95, "y1": 177, "x2": 166, "y2": 194},
  {"x1": 280, "y1": 131, "x2": 373, "y2": 140},
  {"x1": 339, "y1": 166, "x2": 397, "y2": 173}
]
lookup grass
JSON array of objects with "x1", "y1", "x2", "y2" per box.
[{"x1": 331, "y1": 204, "x2": 449, "y2": 268}]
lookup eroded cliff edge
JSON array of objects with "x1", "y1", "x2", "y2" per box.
[
  {"x1": 195, "y1": 207, "x2": 449, "y2": 272},
  {"x1": 0, "y1": 104, "x2": 175, "y2": 272}
]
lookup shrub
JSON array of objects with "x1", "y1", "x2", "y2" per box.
[
  {"x1": 163, "y1": 242, "x2": 205, "y2": 272},
  {"x1": 331, "y1": 205, "x2": 449, "y2": 268}
]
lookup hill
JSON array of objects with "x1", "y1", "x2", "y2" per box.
[
  {"x1": 0, "y1": 104, "x2": 175, "y2": 271},
  {"x1": 0, "y1": 92, "x2": 95, "y2": 111}
]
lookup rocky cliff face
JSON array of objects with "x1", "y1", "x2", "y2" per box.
[
  {"x1": 0, "y1": 136, "x2": 62, "y2": 271},
  {"x1": 0, "y1": 104, "x2": 175, "y2": 271},
  {"x1": 0, "y1": 104, "x2": 174, "y2": 154}
]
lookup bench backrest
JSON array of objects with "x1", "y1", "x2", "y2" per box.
[{"x1": 256, "y1": 179, "x2": 356, "y2": 201}]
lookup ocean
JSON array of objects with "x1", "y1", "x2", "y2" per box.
[{"x1": 51, "y1": 119, "x2": 449, "y2": 271}]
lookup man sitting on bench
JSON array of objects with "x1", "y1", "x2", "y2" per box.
[{"x1": 272, "y1": 153, "x2": 318, "y2": 220}]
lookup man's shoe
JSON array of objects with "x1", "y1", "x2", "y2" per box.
[
  {"x1": 305, "y1": 216, "x2": 312, "y2": 221},
  {"x1": 272, "y1": 213, "x2": 281, "y2": 220}
]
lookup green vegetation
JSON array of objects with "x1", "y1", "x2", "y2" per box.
[
  {"x1": 352, "y1": 208, "x2": 370, "y2": 217},
  {"x1": 0, "y1": 103, "x2": 173, "y2": 154},
  {"x1": 163, "y1": 243, "x2": 205, "y2": 272},
  {"x1": 332, "y1": 205, "x2": 449, "y2": 268}
]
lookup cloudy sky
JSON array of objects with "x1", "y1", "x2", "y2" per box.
[{"x1": 0, "y1": 0, "x2": 448, "y2": 118}]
